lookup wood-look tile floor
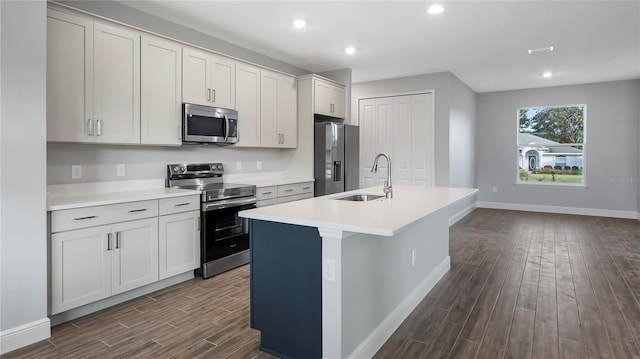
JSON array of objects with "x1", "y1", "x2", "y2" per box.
[
  {"x1": 375, "y1": 209, "x2": 640, "y2": 359},
  {"x1": 3, "y1": 265, "x2": 277, "y2": 359},
  {"x1": 5, "y1": 209, "x2": 640, "y2": 358}
]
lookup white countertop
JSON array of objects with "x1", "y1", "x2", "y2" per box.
[
  {"x1": 226, "y1": 176, "x2": 314, "y2": 188},
  {"x1": 239, "y1": 186, "x2": 478, "y2": 236},
  {"x1": 48, "y1": 188, "x2": 201, "y2": 211}
]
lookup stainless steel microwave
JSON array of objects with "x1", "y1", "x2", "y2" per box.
[{"x1": 182, "y1": 103, "x2": 239, "y2": 144}]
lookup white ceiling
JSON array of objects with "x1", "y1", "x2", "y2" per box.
[{"x1": 118, "y1": 1, "x2": 640, "y2": 93}]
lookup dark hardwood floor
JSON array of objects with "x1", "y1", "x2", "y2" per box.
[
  {"x1": 4, "y1": 209, "x2": 640, "y2": 358},
  {"x1": 375, "y1": 209, "x2": 640, "y2": 359}
]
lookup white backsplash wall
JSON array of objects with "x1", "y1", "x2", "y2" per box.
[{"x1": 47, "y1": 143, "x2": 285, "y2": 185}]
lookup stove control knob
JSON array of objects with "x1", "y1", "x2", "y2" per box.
[
  {"x1": 181, "y1": 167, "x2": 187, "y2": 173},
  {"x1": 173, "y1": 166, "x2": 180, "y2": 172},
  {"x1": 216, "y1": 164, "x2": 223, "y2": 170}
]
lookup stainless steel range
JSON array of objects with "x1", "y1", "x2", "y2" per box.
[{"x1": 167, "y1": 163, "x2": 256, "y2": 279}]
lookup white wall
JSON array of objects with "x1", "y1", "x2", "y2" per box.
[
  {"x1": 352, "y1": 72, "x2": 452, "y2": 186},
  {"x1": 449, "y1": 75, "x2": 477, "y2": 188},
  {"x1": 0, "y1": 0, "x2": 50, "y2": 348},
  {"x1": 477, "y1": 79, "x2": 640, "y2": 214},
  {"x1": 48, "y1": 143, "x2": 285, "y2": 185}
]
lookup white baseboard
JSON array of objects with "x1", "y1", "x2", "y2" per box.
[
  {"x1": 347, "y1": 256, "x2": 451, "y2": 359},
  {"x1": 449, "y1": 203, "x2": 477, "y2": 226},
  {"x1": 0, "y1": 318, "x2": 51, "y2": 355},
  {"x1": 477, "y1": 201, "x2": 638, "y2": 219}
]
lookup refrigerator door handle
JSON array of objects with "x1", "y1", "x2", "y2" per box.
[{"x1": 333, "y1": 161, "x2": 342, "y2": 182}]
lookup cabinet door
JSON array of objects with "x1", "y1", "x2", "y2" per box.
[
  {"x1": 46, "y1": 9, "x2": 94, "y2": 143},
  {"x1": 314, "y1": 80, "x2": 332, "y2": 116},
  {"x1": 278, "y1": 74, "x2": 297, "y2": 148},
  {"x1": 210, "y1": 55, "x2": 236, "y2": 109},
  {"x1": 111, "y1": 218, "x2": 158, "y2": 295},
  {"x1": 182, "y1": 47, "x2": 211, "y2": 106},
  {"x1": 158, "y1": 211, "x2": 200, "y2": 280},
  {"x1": 93, "y1": 22, "x2": 140, "y2": 144},
  {"x1": 260, "y1": 70, "x2": 280, "y2": 147},
  {"x1": 51, "y1": 225, "x2": 111, "y2": 314},
  {"x1": 235, "y1": 63, "x2": 261, "y2": 147},
  {"x1": 331, "y1": 86, "x2": 346, "y2": 119},
  {"x1": 141, "y1": 34, "x2": 182, "y2": 145}
]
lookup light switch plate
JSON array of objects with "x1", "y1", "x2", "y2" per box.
[
  {"x1": 117, "y1": 164, "x2": 125, "y2": 177},
  {"x1": 257, "y1": 161, "x2": 262, "y2": 170},
  {"x1": 322, "y1": 258, "x2": 336, "y2": 282},
  {"x1": 236, "y1": 161, "x2": 242, "y2": 171}
]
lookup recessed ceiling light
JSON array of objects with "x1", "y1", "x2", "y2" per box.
[
  {"x1": 528, "y1": 46, "x2": 554, "y2": 54},
  {"x1": 345, "y1": 46, "x2": 356, "y2": 55},
  {"x1": 293, "y1": 19, "x2": 306, "y2": 29},
  {"x1": 542, "y1": 72, "x2": 553, "y2": 78},
  {"x1": 427, "y1": 4, "x2": 444, "y2": 14}
]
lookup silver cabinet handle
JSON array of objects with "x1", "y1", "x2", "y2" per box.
[
  {"x1": 195, "y1": 217, "x2": 200, "y2": 232},
  {"x1": 284, "y1": 189, "x2": 293, "y2": 192},
  {"x1": 281, "y1": 133, "x2": 285, "y2": 144},
  {"x1": 115, "y1": 232, "x2": 120, "y2": 249},
  {"x1": 212, "y1": 89, "x2": 216, "y2": 102},
  {"x1": 96, "y1": 119, "x2": 102, "y2": 136},
  {"x1": 262, "y1": 191, "x2": 272, "y2": 195},
  {"x1": 129, "y1": 208, "x2": 147, "y2": 213},
  {"x1": 303, "y1": 186, "x2": 311, "y2": 190},
  {"x1": 74, "y1": 215, "x2": 97, "y2": 221},
  {"x1": 207, "y1": 89, "x2": 211, "y2": 101},
  {"x1": 174, "y1": 202, "x2": 190, "y2": 207},
  {"x1": 177, "y1": 125, "x2": 182, "y2": 140},
  {"x1": 107, "y1": 233, "x2": 112, "y2": 251},
  {"x1": 87, "y1": 119, "x2": 93, "y2": 135}
]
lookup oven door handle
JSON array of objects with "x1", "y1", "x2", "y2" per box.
[{"x1": 203, "y1": 197, "x2": 256, "y2": 211}]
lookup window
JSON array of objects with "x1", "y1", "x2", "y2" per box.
[{"x1": 517, "y1": 105, "x2": 585, "y2": 185}]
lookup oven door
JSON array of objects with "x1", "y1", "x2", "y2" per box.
[{"x1": 201, "y1": 200, "x2": 256, "y2": 263}]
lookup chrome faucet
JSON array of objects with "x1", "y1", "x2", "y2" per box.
[{"x1": 371, "y1": 153, "x2": 393, "y2": 199}]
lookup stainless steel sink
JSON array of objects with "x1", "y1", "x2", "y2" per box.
[{"x1": 334, "y1": 194, "x2": 385, "y2": 202}]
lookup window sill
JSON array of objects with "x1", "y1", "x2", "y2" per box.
[{"x1": 514, "y1": 182, "x2": 588, "y2": 190}]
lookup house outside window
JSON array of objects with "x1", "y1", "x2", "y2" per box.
[{"x1": 517, "y1": 105, "x2": 585, "y2": 185}]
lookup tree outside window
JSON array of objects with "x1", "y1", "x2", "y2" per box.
[{"x1": 517, "y1": 105, "x2": 585, "y2": 184}]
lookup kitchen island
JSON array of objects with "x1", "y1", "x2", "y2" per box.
[{"x1": 239, "y1": 185, "x2": 478, "y2": 359}]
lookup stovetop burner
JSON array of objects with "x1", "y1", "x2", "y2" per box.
[{"x1": 166, "y1": 162, "x2": 256, "y2": 202}]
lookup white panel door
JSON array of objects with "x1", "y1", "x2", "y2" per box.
[
  {"x1": 374, "y1": 97, "x2": 394, "y2": 186},
  {"x1": 393, "y1": 96, "x2": 413, "y2": 186},
  {"x1": 235, "y1": 63, "x2": 261, "y2": 147},
  {"x1": 182, "y1": 47, "x2": 211, "y2": 106},
  {"x1": 93, "y1": 22, "x2": 140, "y2": 144},
  {"x1": 111, "y1": 218, "x2": 158, "y2": 295},
  {"x1": 210, "y1": 55, "x2": 236, "y2": 109},
  {"x1": 359, "y1": 98, "x2": 377, "y2": 188},
  {"x1": 278, "y1": 74, "x2": 297, "y2": 148},
  {"x1": 158, "y1": 211, "x2": 200, "y2": 280},
  {"x1": 46, "y1": 9, "x2": 94, "y2": 143},
  {"x1": 260, "y1": 69, "x2": 279, "y2": 147},
  {"x1": 141, "y1": 34, "x2": 182, "y2": 145},
  {"x1": 51, "y1": 225, "x2": 111, "y2": 314},
  {"x1": 411, "y1": 93, "x2": 434, "y2": 186}
]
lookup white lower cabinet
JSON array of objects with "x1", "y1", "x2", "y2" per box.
[
  {"x1": 51, "y1": 217, "x2": 158, "y2": 314},
  {"x1": 255, "y1": 182, "x2": 314, "y2": 207},
  {"x1": 159, "y1": 210, "x2": 200, "y2": 280},
  {"x1": 50, "y1": 195, "x2": 200, "y2": 315}
]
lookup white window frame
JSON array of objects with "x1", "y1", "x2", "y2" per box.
[{"x1": 515, "y1": 104, "x2": 587, "y2": 188}]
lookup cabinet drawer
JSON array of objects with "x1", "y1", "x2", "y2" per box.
[
  {"x1": 299, "y1": 182, "x2": 314, "y2": 194},
  {"x1": 51, "y1": 200, "x2": 158, "y2": 233},
  {"x1": 159, "y1": 195, "x2": 200, "y2": 215},
  {"x1": 277, "y1": 184, "x2": 301, "y2": 197},
  {"x1": 256, "y1": 186, "x2": 277, "y2": 200},
  {"x1": 256, "y1": 198, "x2": 277, "y2": 208},
  {"x1": 277, "y1": 192, "x2": 313, "y2": 204}
]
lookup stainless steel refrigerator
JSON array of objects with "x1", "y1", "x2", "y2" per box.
[{"x1": 314, "y1": 122, "x2": 359, "y2": 196}]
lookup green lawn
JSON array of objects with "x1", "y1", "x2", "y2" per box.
[{"x1": 520, "y1": 174, "x2": 583, "y2": 183}]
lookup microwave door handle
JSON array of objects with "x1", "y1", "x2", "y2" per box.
[{"x1": 224, "y1": 114, "x2": 230, "y2": 141}]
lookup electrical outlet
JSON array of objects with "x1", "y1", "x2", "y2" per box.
[
  {"x1": 257, "y1": 161, "x2": 262, "y2": 170},
  {"x1": 492, "y1": 186, "x2": 498, "y2": 193},
  {"x1": 71, "y1": 165, "x2": 82, "y2": 179},
  {"x1": 412, "y1": 249, "x2": 416, "y2": 267},
  {"x1": 322, "y1": 258, "x2": 336, "y2": 282},
  {"x1": 236, "y1": 161, "x2": 242, "y2": 171},
  {"x1": 116, "y1": 164, "x2": 126, "y2": 177}
]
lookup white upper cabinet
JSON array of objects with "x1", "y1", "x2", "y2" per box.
[
  {"x1": 141, "y1": 34, "x2": 182, "y2": 145},
  {"x1": 93, "y1": 22, "x2": 141, "y2": 144},
  {"x1": 314, "y1": 78, "x2": 346, "y2": 118},
  {"x1": 46, "y1": 9, "x2": 94, "y2": 143},
  {"x1": 235, "y1": 62, "x2": 261, "y2": 147},
  {"x1": 182, "y1": 47, "x2": 235, "y2": 109},
  {"x1": 260, "y1": 69, "x2": 297, "y2": 148}
]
